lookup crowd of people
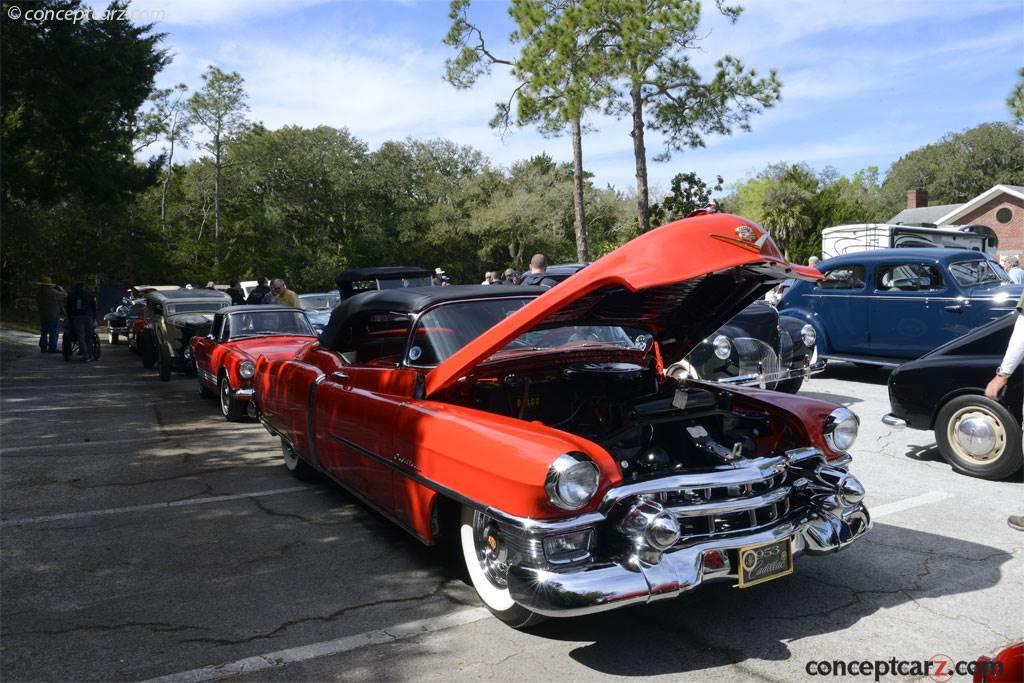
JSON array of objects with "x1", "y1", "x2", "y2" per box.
[
  {"x1": 34, "y1": 275, "x2": 302, "y2": 361},
  {"x1": 458, "y1": 254, "x2": 559, "y2": 288}
]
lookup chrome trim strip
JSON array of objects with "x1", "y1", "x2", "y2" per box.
[
  {"x1": 234, "y1": 389, "x2": 254, "y2": 398},
  {"x1": 327, "y1": 433, "x2": 482, "y2": 513},
  {"x1": 307, "y1": 373, "x2": 327, "y2": 470}
]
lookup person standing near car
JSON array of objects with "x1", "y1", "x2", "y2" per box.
[
  {"x1": 225, "y1": 279, "x2": 245, "y2": 305},
  {"x1": 519, "y1": 254, "x2": 558, "y2": 287},
  {"x1": 246, "y1": 277, "x2": 271, "y2": 305},
  {"x1": 1006, "y1": 255, "x2": 1024, "y2": 285},
  {"x1": 36, "y1": 276, "x2": 64, "y2": 353},
  {"x1": 269, "y1": 278, "x2": 300, "y2": 307},
  {"x1": 66, "y1": 282, "x2": 97, "y2": 361},
  {"x1": 985, "y1": 293, "x2": 1024, "y2": 531}
]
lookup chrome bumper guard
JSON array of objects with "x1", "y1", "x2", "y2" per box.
[
  {"x1": 503, "y1": 447, "x2": 870, "y2": 617},
  {"x1": 881, "y1": 414, "x2": 907, "y2": 429}
]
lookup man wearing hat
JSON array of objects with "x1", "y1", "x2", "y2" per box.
[
  {"x1": 37, "y1": 276, "x2": 65, "y2": 353},
  {"x1": 432, "y1": 267, "x2": 445, "y2": 287}
]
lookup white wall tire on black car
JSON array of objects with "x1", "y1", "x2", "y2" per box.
[{"x1": 459, "y1": 506, "x2": 545, "y2": 629}]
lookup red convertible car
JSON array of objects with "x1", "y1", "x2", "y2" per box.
[
  {"x1": 191, "y1": 306, "x2": 316, "y2": 420},
  {"x1": 254, "y1": 214, "x2": 870, "y2": 627}
]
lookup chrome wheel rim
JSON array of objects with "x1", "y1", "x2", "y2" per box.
[
  {"x1": 472, "y1": 511, "x2": 510, "y2": 590},
  {"x1": 219, "y1": 378, "x2": 231, "y2": 416},
  {"x1": 281, "y1": 440, "x2": 299, "y2": 470},
  {"x1": 946, "y1": 405, "x2": 1006, "y2": 465}
]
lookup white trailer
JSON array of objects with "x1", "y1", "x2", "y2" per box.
[{"x1": 820, "y1": 223, "x2": 998, "y2": 260}]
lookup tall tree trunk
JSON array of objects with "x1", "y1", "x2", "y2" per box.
[
  {"x1": 213, "y1": 136, "x2": 221, "y2": 264},
  {"x1": 570, "y1": 116, "x2": 589, "y2": 263},
  {"x1": 160, "y1": 135, "x2": 175, "y2": 236},
  {"x1": 630, "y1": 83, "x2": 651, "y2": 233}
]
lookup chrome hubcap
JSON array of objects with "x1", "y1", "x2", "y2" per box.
[
  {"x1": 947, "y1": 406, "x2": 1005, "y2": 464},
  {"x1": 473, "y1": 512, "x2": 509, "y2": 589}
]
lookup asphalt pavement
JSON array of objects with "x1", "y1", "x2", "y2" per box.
[{"x1": 1, "y1": 338, "x2": 1021, "y2": 682}]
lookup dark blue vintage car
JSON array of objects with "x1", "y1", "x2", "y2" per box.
[
  {"x1": 547, "y1": 265, "x2": 823, "y2": 392},
  {"x1": 779, "y1": 248, "x2": 1023, "y2": 366}
]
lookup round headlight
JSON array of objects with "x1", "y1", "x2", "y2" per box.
[
  {"x1": 545, "y1": 453, "x2": 599, "y2": 511},
  {"x1": 824, "y1": 407, "x2": 859, "y2": 453},
  {"x1": 712, "y1": 334, "x2": 732, "y2": 360},
  {"x1": 239, "y1": 360, "x2": 256, "y2": 379},
  {"x1": 801, "y1": 324, "x2": 816, "y2": 348}
]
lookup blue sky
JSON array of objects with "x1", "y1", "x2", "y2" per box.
[{"x1": 118, "y1": 0, "x2": 1022, "y2": 196}]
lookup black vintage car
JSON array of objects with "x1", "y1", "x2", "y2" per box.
[
  {"x1": 335, "y1": 266, "x2": 434, "y2": 299},
  {"x1": 884, "y1": 313, "x2": 1022, "y2": 480},
  {"x1": 545, "y1": 264, "x2": 824, "y2": 393}
]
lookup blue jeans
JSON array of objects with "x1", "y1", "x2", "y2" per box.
[{"x1": 39, "y1": 318, "x2": 60, "y2": 352}]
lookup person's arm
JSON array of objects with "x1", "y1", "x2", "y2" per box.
[{"x1": 985, "y1": 314, "x2": 1024, "y2": 399}]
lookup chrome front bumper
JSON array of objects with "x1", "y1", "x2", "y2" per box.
[
  {"x1": 718, "y1": 358, "x2": 827, "y2": 388},
  {"x1": 508, "y1": 503, "x2": 870, "y2": 617}
]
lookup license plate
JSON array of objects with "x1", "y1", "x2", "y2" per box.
[{"x1": 737, "y1": 538, "x2": 793, "y2": 588}]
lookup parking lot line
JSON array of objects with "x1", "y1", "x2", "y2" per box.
[
  {"x1": 140, "y1": 607, "x2": 492, "y2": 683},
  {"x1": 869, "y1": 491, "x2": 953, "y2": 519},
  {"x1": 0, "y1": 486, "x2": 312, "y2": 527},
  {"x1": 0, "y1": 431, "x2": 266, "y2": 455}
]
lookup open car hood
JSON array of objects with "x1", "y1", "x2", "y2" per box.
[{"x1": 424, "y1": 214, "x2": 821, "y2": 397}]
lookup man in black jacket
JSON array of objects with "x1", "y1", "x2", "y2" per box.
[
  {"x1": 66, "y1": 283, "x2": 97, "y2": 361},
  {"x1": 245, "y1": 277, "x2": 271, "y2": 305},
  {"x1": 518, "y1": 254, "x2": 557, "y2": 287}
]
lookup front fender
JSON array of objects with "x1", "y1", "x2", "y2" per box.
[{"x1": 394, "y1": 400, "x2": 622, "y2": 522}]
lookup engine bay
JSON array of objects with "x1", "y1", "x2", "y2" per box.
[{"x1": 461, "y1": 361, "x2": 780, "y2": 480}]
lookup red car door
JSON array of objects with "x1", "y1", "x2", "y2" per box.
[{"x1": 313, "y1": 367, "x2": 402, "y2": 512}]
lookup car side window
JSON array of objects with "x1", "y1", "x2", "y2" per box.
[
  {"x1": 875, "y1": 264, "x2": 943, "y2": 292},
  {"x1": 816, "y1": 266, "x2": 866, "y2": 290}
]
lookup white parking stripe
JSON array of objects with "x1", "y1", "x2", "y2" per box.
[
  {"x1": 140, "y1": 608, "x2": 492, "y2": 683},
  {"x1": 869, "y1": 491, "x2": 953, "y2": 519},
  {"x1": 0, "y1": 486, "x2": 311, "y2": 527},
  {"x1": 0, "y1": 432, "x2": 269, "y2": 454}
]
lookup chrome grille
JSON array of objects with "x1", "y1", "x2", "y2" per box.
[{"x1": 733, "y1": 337, "x2": 781, "y2": 381}]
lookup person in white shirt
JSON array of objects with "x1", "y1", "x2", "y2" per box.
[
  {"x1": 1006, "y1": 255, "x2": 1024, "y2": 284},
  {"x1": 986, "y1": 293, "x2": 1024, "y2": 530}
]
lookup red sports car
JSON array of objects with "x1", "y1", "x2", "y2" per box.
[
  {"x1": 191, "y1": 306, "x2": 316, "y2": 420},
  {"x1": 254, "y1": 214, "x2": 870, "y2": 628}
]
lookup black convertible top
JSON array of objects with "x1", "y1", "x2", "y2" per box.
[
  {"x1": 335, "y1": 266, "x2": 433, "y2": 285},
  {"x1": 216, "y1": 305, "x2": 305, "y2": 315},
  {"x1": 144, "y1": 288, "x2": 232, "y2": 302},
  {"x1": 319, "y1": 285, "x2": 545, "y2": 350}
]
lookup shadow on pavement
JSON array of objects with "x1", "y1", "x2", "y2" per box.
[{"x1": 523, "y1": 523, "x2": 1010, "y2": 676}]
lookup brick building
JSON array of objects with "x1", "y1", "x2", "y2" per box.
[{"x1": 889, "y1": 184, "x2": 1024, "y2": 256}]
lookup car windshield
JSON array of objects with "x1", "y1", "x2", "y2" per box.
[
  {"x1": 949, "y1": 259, "x2": 1007, "y2": 287},
  {"x1": 227, "y1": 311, "x2": 315, "y2": 339},
  {"x1": 407, "y1": 298, "x2": 638, "y2": 366},
  {"x1": 300, "y1": 292, "x2": 341, "y2": 310},
  {"x1": 165, "y1": 303, "x2": 222, "y2": 315},
  {"x1": 378, "y1": 276, "x2": 433, "y2": 290}
]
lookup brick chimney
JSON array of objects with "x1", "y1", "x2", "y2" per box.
[{"x1": 907, "y1": 188, "x2": 928, "y2": 209}]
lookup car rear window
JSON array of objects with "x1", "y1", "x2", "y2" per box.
[
  {"x1": 816, "y1": 266, "x2": 866, "y2": 290},
  {"x1": 949, "y1": 259, "x2": 1007, "y2": 286}
]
